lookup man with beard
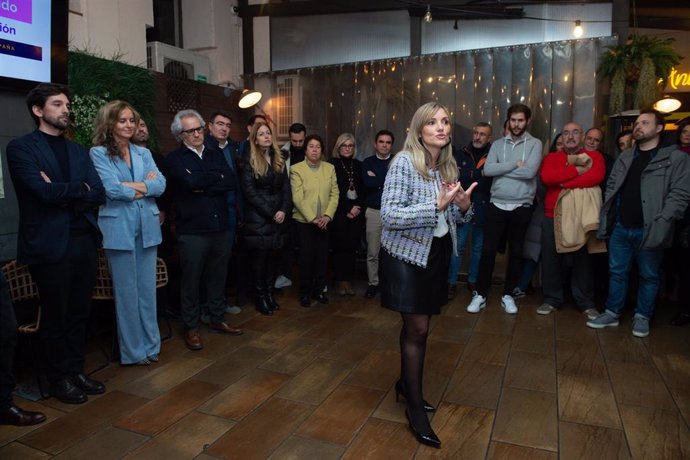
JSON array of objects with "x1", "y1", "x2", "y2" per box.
[
  {"x1": 466, "y1": 104, "x2": 542, "y2": 315},
  {"x1": 448, "y1": 122, "x2": 492, "y2": 299},
  {"x1": 588, "y1": 109, "x2": 690, "y2": 337},
  {"x1": 275, "y1": 122, "x2": 307, "y2": 289},
  {"x1": 538, "y1": 122, "x2": 605, "y2": 318},
  {"x1": 6, "y1": 83, "x2": 106, "y2": 404}
]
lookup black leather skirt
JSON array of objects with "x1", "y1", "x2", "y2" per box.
[{"x1": 380, "y1": 234, "x2": 451, "y2": 315}]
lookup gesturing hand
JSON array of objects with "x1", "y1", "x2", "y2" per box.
[
  {"x1": 452, "y1": 182, "x2": 478, "y2": 211},
  {"x1": 437, "y1": 181, "x2": 461, "y2": 212}
]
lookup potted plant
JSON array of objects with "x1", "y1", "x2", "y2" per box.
[{"x1": 598, "y1": 34, "x2": 682, "y2": 114}]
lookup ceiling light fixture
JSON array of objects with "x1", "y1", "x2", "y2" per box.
[
  {"x1": 573, "y1": 20, "x2": 583, "y2": 38},
  {"x1": 423, "y1": 4, "x2": 432, "y2": 23},
  {"x1": 653, "y1": 95, "x2": 682, "y2": 113}
]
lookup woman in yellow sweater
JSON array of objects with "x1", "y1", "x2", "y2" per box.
[{"x1": 290, "y1": 134, "x2": 339, "y2": 307}]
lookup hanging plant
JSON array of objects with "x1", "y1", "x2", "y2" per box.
[{"x1": 598, "y1": 34, "x2": 683, "y2": 113}]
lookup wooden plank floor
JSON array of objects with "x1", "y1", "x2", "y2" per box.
[{"x1": 1, "y1": 283, "x2": 689, "y2": 459}]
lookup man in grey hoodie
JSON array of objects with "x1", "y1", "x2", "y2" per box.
[{"x1": 466, "y1": 104, "x2": 543, "y2": 315}]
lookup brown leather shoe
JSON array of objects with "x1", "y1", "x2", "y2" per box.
[
  {"x1": 0, "y1": 405, "x2": 47, "y2": 426},
  {"x1": 209, "y1": 322, "x2": 243, "y2": 336},
  {"x1": 184, "y1": 329, "x2": 203, "y2": 350}
]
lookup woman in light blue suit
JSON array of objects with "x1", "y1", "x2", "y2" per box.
[{"x1": 90, "y1": 101, "x2": 166, "y2": 365}]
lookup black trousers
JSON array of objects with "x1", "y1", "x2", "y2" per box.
[
  {"x1": 297, "y1": 222, "x2": 330, "y2": 297},
  {"x1": 177, "y1": 232, "x2": 231, "y2": 330},
  {"x1": 251, "y1": 248, "x2": 276, "y2": 291},
  {"x1": 29, "y1": 234, "x2": 97, "y2": 383},
  {"x1": 331, "y1": 212, "x2": 362, "y2": 282},
  {"x1": 540, "y1": 217, "x2": 595, "y2": 310},
  {"x1": 477, "y1": 203, "x2": 532, "y2": 296},
  {"x1": 0, "y1": 269, "x2": 18, "y2": 409}
]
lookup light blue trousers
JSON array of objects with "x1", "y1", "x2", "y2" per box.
[{"x1": 106, "y1": 233, "x2": 160, "y2": 365}]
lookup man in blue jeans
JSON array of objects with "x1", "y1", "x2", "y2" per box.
[
  {"x1": 588, "y1": 109, "x2": 690, "y2": 337},
  {"x1": 448, "y1": 122, "x2": 492, "y2": 299}
]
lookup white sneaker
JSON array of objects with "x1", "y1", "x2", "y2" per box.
[
  {"x1": 466, "y1": 291, "x2": 486, "y2": 313},
  {"x1": 274, "y1": 275, "x2": 292, "y2": 289},
  {"x1": 501, "y1": 295, "x2": 518, "y2": 314}
]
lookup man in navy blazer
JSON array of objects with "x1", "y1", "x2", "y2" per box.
[{"x1": 6, "y1": 83, "x2": 106, "y2": 405}]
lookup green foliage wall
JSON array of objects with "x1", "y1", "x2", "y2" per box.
[{"x1": 67, "y1": 51, "x2": 158, "y2": 151}]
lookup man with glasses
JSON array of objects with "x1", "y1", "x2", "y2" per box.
[
  {"x1": 204, "y1": 112, "x2": 242, "y2": 315},
  {"x1": 164, "y1": 110, "x2": 242, "y2": 351},
  {"x1": 538, "y1": 121, "x2": 605, "y2": 319}
]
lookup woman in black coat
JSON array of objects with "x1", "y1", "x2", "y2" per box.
[
  {"x1": 329, "y1": 133, "x2": 364, "y2": 296},
  {"x1": 241, "y1": 122, "x2": 292, "y2": 315}
]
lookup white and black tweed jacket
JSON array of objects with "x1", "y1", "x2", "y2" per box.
[{"x1": 380, "y1": 152, "x2": 473, "y2": 268}]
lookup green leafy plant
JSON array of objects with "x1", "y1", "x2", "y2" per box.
[
  {"x1": 67, "y1": 50, "x2": 158, "y2": 150},
  {"x1": 598, "y1": 34, "x2": 683, "y2": 113}
]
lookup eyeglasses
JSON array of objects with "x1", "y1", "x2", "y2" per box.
[
  {"x1": 341, "y1": 144, "x2": 354, "y2": 148},
  {"x1": 182, "y1": 126, "x2": 204, "y2": 135}
]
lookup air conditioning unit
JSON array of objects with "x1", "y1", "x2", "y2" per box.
[{"x1": 146, "y1": 41, "x2": 211, "y2": 83}]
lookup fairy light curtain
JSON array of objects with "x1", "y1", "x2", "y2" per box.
[{"x1": 253, "y1": 36, "x2": 616, "y2": 157}]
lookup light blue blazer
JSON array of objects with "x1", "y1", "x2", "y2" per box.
[{"x1": 90, "y1": 143, "x2": 166, "y2": 250}]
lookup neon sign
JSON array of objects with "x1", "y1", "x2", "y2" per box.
[{"x1": 669, "y1": 68, "x2": 690, "y2": 90}]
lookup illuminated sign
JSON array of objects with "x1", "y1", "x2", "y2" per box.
[{"x1": 669, "y1": 67, "x2": 690, "y2": 91}]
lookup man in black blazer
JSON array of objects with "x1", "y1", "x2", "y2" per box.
[
  {"x1": 164, "y1": 109, "x2": 243, "y2": 351},
  {"x1": 6, "y1": 83, "x2": 106, "y2": 404}
]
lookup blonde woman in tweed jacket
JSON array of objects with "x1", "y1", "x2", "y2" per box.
[{"x1": 380, "y1": 102, "x2": 476, "y2": 448}]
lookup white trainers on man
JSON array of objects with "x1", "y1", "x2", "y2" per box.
[
  {"x1": 466, "y1": 292, "x2": 486, "y2": 313},
  {"x1": 501, "y1": 295, "x2": 518, "y2": 314}
]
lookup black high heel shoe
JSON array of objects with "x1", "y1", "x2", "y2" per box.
[
  {"x1": 395, "y1": 380, "x2": 436, "y2": 412},
  {"x1": 405, "y1": 410, "x2": 441, "y2": 448}
]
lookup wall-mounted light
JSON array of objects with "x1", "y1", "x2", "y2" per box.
[
  {"x1": 424, "y1": 4, "x2": 432, "y2": 23},
  {"x1": 572, "y1": 20, "x2": 584, "y2": 38},
  {"x1": 221, "y1": 81, "x2": 263, "y2": 109},
  {"x1": 653, "y1": 95, "x2": 682, "y2": 113}
]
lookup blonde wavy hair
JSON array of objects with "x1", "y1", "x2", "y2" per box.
[
  {"x1": 402, "y1": 102, "x2": 457, "y2": 182},
  {"x1": 91, "y1": 100, "x2": 140, "y2": 158},
  {"x1": 249, "y1": 122, "x2": 285, "y2": 178},
  {"x1": 331, "y1": 133, "x2": 356, "y2": 159}
]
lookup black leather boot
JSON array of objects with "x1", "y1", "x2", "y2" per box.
[
  {"x1": 255, "y1": 287, "x2": 273, "y2": 316},
  {"x1": 265, "y1": 285, "x2": 280, "y2": 310}
]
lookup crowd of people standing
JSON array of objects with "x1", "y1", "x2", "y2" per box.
[{"x1": 1, "y1": 83, "x2": 689, "y2": 450}]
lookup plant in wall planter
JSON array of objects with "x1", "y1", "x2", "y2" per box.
[{"x1": 598, "y1": 34, "x2": 683, "y2": 114}]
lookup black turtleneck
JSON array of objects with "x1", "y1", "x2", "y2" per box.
[{"x1": 40, "y1": 131, "x2": 70, "y2": 180}]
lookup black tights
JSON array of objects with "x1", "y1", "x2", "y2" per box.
[{"x1": 399, "y1": 312, "x2": 432, "y2": 433}]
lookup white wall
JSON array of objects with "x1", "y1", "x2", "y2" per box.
[
  {"x1": 181, "y1": 0, "x2": 244, "y2": 85},
  {"x1": 68, "y1": 0, "x2": 154, "y2": 67}
]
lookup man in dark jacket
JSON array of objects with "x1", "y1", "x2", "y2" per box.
[
  {"x1": 588, "y1": 109, "x2": 690, "y2": 337},
  {"x1": 447, "y1": 122, "x2": 492, "y2": 299},
  {"x1": 6, "y1": 83, "x2": 106, "y2": 405},
  {"x1": 164, "y1": 110, "x2": 243, "y2": 351}
]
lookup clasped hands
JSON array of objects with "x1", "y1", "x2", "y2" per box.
[
  {"x1": 437, "y1": 181, "x2": 478, "y2": 213},
  {"x1": 567, "y1": 154, "x2": 593, "y2": 175}
]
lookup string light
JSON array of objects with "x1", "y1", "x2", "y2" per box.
[
  {"x1": 573, "y1": 20, "x2": 583, "y2": 38},
  {"x1": 424, "y1": 4, "x2": 432, "y2": 23}
]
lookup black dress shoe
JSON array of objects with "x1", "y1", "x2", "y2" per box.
[
  {"x1": 300, "y1": 296, "x2": 313, "y2": 308},
  {"x1": 365, "y1": 285, "x2": 379, "y2": 298},
  {"x1": 50, "y1": 378, "x2": 87, "y2": 404},
  {"x1": 670, "y1": 313, "x2": 690, "y2": 326},
  {"x1": 0, "y1": 405, "x2": 47, "y2": 426},
  {"x1": 71, "y1": 373, "x2": 106, "y2": 395},
  {"x1": 314, "y1": 293, "x2": 329, "y2": 304},
  {"x1": 395, "y1": 380, "x2": 436, "y2": 412}
]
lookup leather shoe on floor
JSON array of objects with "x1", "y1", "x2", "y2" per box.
[
  {"x1": 185, "y1": 329, "x2": 204, "y2": 350},
  {"x1": 314, "y1": 293, "x2": 329, "y2": 304},
  {"x1": 0, "y1": 405, "x2": 47, "y2": 426},
  {"x1": 72, "y1": 373, "x2": 105, "y2": 395},
  {"x1": 209, "y1": 322, "x2": 244, "y2": 336},
  {"x1": 50, "y1": 378, "x2": 87, "y2": 404}
]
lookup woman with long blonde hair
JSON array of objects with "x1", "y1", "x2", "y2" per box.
[
  {"x1": 380, "y1": 102, "x2": 476, "y2": 448},
  {"x1": 240, "y1": 122, "x2": 291, "y2": 315}
]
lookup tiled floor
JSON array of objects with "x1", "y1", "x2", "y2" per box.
[{"x1": 1, "y1": 283, "x2": 689, "y2": 459}]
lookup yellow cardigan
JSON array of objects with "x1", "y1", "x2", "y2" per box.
[{"x1": 290, "y1": 161, "x2": 339, "y2": 223}]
